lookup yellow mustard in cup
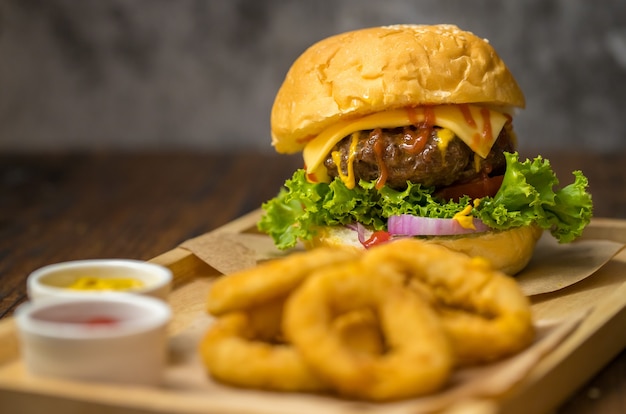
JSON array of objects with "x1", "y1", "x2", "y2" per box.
[
  {"x1": 27, "y1": 259, "x2": 173, "y2": 301},
  {"x1": 67, "y1": 276, "x2": 144, "y2": 291}
]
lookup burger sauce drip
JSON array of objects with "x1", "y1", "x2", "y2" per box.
[
  {"x1": 460, "y1": 105, "x2": 481, "y2": 172},
  {"x1": 406, "y1": 107, "x2": 420, "y2": 125},
  {"x1": 480, "y1": 107, "x2": 493, "y2": 144},
  {"x1": 362, "y1": 230, "x2": 392, "y2": 248},
  {"x1": 401, "y1": 107, "x2": 436, "y2": 154},
  {"x1": 400, "y1": 127, "x2": 428, "y2": 154},
  {"x1": 470, "y1": 107, "x2": 495, "y2": 152},
  {"x1": 423, "y1": 106, "x2": 437, "y2": 127},
  {"x1": 371, "y1": 129, "x2": 388, "y2": 190},
  {"x1": 459, "y1": 104, "x2": 477, "y2": 128}
]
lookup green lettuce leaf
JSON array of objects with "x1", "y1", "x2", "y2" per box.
[
  {"x1": 476, "y1": 153, "x2": 593, "y2": 243},
  {"x1": 258, "y1": 152, "x2": 593, "y2": 249}
]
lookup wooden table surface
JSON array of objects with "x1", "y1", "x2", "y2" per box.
[{"x1": 1, "y1": 150, "x2": 625, "y2": 413}]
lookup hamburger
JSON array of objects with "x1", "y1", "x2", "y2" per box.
[{"x1": 258, "y1": 24, "x2": 593, "y2": 275}]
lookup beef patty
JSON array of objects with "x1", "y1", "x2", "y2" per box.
[{"x1": 323, "y1": 125, "x2": 515, "y2": 190}]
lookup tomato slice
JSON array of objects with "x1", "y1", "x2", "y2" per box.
[{"x1": 435, "y1": 175, "x2": 504, "y2": 202}]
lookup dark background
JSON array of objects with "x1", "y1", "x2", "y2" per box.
[{"x1": 1, "y1": 0, "x2": 625, "y2": 153}]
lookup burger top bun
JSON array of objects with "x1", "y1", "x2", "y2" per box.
[
  {"x1": 271, "y1": 24, "x2": 525, "y2": 154},
  {"x1": 304, "y1": 224, "x2": 543, "y2": 276}
]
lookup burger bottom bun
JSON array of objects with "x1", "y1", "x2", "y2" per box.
[{"x1": 304, "y1": 224, "x2": 543, "y2": 276}]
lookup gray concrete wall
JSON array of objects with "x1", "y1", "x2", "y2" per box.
[{"x1": 0, "y1": 0, "x2": 625, "y2": 153}]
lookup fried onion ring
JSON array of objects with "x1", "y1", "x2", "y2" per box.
[
  {"x1": 201, "y1": 237, "x2": 535, "y2": 399},
  {"x1": 199, "y1": 300, "x2": 329, "y2": 392},
  {"x1": 332, "y1": 308, "x2": 384, "y2": 357},
  {"x1": 201, "y1": 299, "x2": 390, "y2": 393},
  {"x1": 207, "y1": 247, "x2": 359, "y2": 315},
  {"x1": 283, "y1": 261, "x2": 453, "y2": 401},
  {"x1": 363, "y1": 239, "x2": 535, "y2": 365}
]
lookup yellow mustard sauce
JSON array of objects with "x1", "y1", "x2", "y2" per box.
[
  {"x1": 67, "y1": 276, "x2": 144, "y2": 291},
  {"x1": 452, "y1": 204, "x2": 476, "y2": 230}
]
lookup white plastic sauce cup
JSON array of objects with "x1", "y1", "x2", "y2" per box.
[
  {"x1": 15, "y1": 294, "x2": 171, "y2": 386},
  {"x1": 26, "y1": 259, "x2": 173, "y2": 301}
]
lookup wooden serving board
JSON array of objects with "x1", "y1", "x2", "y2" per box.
[{"x1": 1, "y1": 212, "x2": 626, "y2": 414}]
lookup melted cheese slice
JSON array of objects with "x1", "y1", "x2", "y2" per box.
[{"x1": 303, "y1": 104, "x2": 509, "y2": 181}]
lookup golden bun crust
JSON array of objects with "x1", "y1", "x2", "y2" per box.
[
  {"x1": 305, "y1": 225, "x2": 543, "y2": 275},
  {"x1": 271, "y1": 24, "x2": 525, "y2": 154}
]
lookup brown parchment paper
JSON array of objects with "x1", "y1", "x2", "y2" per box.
[
  {"x1": 181, "y1": 230, "x2": 624, "y2": 297},
  {"x1": 516, "y1": 233, "x2": 624, "y2": 296},
  {"x1": 180, "y1": 232, "x2": 292, "y2": 275}
]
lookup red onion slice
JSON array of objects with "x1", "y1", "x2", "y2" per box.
[{"x1": 387, "y1": 214, "x2": 491, "y2": 236}]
